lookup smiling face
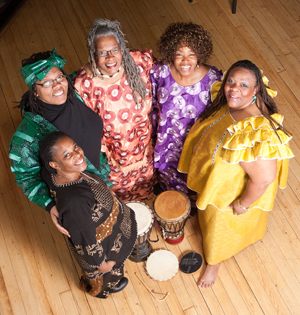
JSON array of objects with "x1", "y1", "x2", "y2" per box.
[
  {"x1": 172, "y1": 45, "x2": 198, "y2": 77},
  {"x1": 49, "y1": 136, "x2": 87, "y2": 175},
  {"x1": 35, "y1": 67, "x2": 68, "y2": 105},
  {"x1": 94, "y1": 35, "x2": 123, "y2": 76},
  {"x1": 224, "y1": 67, "x2": 258, "y2": 110}
]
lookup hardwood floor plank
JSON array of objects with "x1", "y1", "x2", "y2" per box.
[
  {"x1": 246, "y1": 243, "x2": 292, "y2": 315},
  {"x1": 216, "y1": 262, "x2": 251, "y2": 315},
  {"x1": 0, "y1": 222, "x2": 26, "y2": 315},
  {"x1": 278, "y1": 0, "x2": 300, "y2": 22},
  {"x1": 235, "y1": 251, "x2": 279, "y2": 315},
  {"x1": 125, "y1": 0, "x2": 160, "y2": 52},
  {"x1": 125, "y1": 262, "x2": 157, "y2": 315},
  {"x1": 0, "y1": 267, "x2": 14, "y2": 315},
  {"x1": 60, "y1": 291, "x2": 80, "y2": 315}
]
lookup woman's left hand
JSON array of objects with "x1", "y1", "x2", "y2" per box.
[
  {"x1": 50, "y1": 206, "x2": 71, "y2": 237},
  {"x1": 228, "y1": 199, "x2": 248, "y2": 216}
]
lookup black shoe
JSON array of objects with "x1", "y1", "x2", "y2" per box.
[{"x1": 113, "y1": 277, "x2": 128, "y2": 293}]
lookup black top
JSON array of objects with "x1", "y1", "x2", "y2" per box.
[
  {"x1": 38, "y1": 96, "x2": 103, "y2": 169},
  {"x1": 41, "y1": 169, "x2": 137, "y2": 268}
]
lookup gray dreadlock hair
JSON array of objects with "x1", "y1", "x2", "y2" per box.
[{"x1": 86, "y1": 18, "x2": 146, "y2": 104}]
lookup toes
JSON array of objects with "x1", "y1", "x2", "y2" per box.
[{"x1": 197, "y1": 280, "x2": 215, "y2": 288}]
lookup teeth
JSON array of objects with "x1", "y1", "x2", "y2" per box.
[
  {"x1": 181, "y1": 66, "x2": 191, "y2": 70},
  {"x1": 53, "y1": 90, "x2": 64, "y2": 96},
  {"x1": 75, "y1": 158, "x2": 84, "y2": 165},
  {"x1": 106, "y1": 63, "x2": 117, "y2": 67}
]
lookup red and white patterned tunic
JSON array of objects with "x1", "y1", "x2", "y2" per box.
[{"x1": 75, "y1": 50, "x2": 155, "y2": 201}]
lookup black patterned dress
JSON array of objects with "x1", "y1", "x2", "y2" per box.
[{"x1": 42, "y1": 170, "x2": 137, "y2": 298}]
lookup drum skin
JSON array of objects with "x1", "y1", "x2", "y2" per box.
[
  {"x1": 146, "y1": 250, "x2": 179, "y2": 281},
  {"x1": 154, "y1": 191, "x2": 191, "y2": 244},
  {"x1": 154, "y1": 191, "x2": 189, "y2": 221},
  {"x1": 126, "y1": 201, "x2": 154, "y2": 262},
  {"x1": 126, "y1": 201, "x2": 154, "y2": 241}
]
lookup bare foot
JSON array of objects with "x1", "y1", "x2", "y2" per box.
[{"x1": 197, "y1": 263, "x2": 220, "y2": 288}]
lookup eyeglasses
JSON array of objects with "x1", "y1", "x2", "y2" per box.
[
  {"x1": 36, "y1": 74, "x2": 67, "y2": 88},
  {"x1": 95, "y1": 47, "x2": 121, "y2": 58}
]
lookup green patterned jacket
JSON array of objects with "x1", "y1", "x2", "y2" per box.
[{"x1": 9, "y1": 111, "x2": 112, "y2": 211}]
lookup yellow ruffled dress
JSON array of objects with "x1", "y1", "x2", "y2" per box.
[{"x1": 178, "y1": 105, "x2": 294, "y2": 265}]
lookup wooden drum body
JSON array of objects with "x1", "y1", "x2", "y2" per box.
[
  {"x1": 154, "y1": 191, "x2": 191, "y2": 244},
  {"x1": 126, "y1": 201, "x2": 154, "y2": 262}
]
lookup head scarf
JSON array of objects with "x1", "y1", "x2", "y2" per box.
[{"x1": 20, "y1": 48, "x2": 66, "y2": 88}]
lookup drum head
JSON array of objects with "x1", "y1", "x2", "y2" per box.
[
  {"x1": 179, "y1": 252, "x2": 202, "y2": 274},
  {"x1": 146, "y1": 250, "x2": 179, "y2": 281},
  {"x1": 154, "y1": 191, "x2": 190, "y2": 221},
  {"x1": 126, "y1": 202, "x2": 153, "y2": 235}
]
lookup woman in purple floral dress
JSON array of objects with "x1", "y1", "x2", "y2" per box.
[{"x1": 150, "y1": 22, "x2": 222, "y2": 207}]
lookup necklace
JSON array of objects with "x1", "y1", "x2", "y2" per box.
[
  {"x1": 96, "y1": 66, "x2": 122, "y2": 79},
  {"x1": 82, "y1": 172, "x2": 99, "y2": 184},
  {"x1": 56, "y1": 173, "x2": 82, "y2": 182}
]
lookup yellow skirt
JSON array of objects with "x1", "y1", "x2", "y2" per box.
[{"x1": 198, "y1": 205, "x2": 269, "y2": 265}]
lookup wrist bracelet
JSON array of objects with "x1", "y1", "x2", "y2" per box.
[{"x1": 238, "y1": 199, "x2": 249, "y2": 211}]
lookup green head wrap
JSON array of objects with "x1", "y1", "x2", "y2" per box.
[{"x1": 20, "y1": 48, "x2": 67, "y2": 88}]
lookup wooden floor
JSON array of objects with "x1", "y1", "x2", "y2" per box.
[{"x1": 1, "y1": 0, "x2": 300, "y2": 314}]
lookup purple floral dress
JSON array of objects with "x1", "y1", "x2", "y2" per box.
[{"x1": 150, "y1": 63, "x2": 223, "y2": 199}]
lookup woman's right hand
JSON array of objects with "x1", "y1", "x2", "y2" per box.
[
  {"x1": 50, "y1": 206, "x2": 71, "y2": 237},
  {"x1": 98, "y1": 261, "x2": 116, "y2": 273},
  {"x1": 229, "y1": 199, "x2": 248, "y2": 216}
]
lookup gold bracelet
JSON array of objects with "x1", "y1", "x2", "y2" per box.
[{"x1": 238, "y1": 199, "x2": 249, "y2": 211}]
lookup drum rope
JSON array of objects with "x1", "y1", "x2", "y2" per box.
[
  {"x1": 149, "y1": 219, "x2": 160, "y2": 243},
  {"x1": 134, "y1": 272, "x2": 169, "y2": 301}
]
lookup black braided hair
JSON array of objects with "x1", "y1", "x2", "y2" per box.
[
  {"x1": 199, "y1": 60, "x2": 291, "y2": 138},
  {"x1": 39, "y1": 131, "x2": 69, "y2": 175}
]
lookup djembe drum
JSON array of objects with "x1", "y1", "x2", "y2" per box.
[
  {"x1": 126, "y1": 201, "x2": 154, "y2": 262},
  {"x1": 154, "y1": 191, "x2": 190, "y2": 244},
  {"x1": 146, "y1": 250, "x2": 179, "y2": 281}
]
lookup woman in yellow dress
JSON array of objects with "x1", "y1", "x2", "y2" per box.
[{"x1": 178, "y1": 60, "x2": 294, "y2": 288}]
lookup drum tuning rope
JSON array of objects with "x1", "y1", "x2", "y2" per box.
[{"x1": 134, "y1": 272, "x2": 170, "y2": 301}]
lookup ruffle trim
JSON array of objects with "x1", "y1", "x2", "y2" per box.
[
  {"x1": 222, "y1": 115, "x2": 294, "y2": 163},
  {"x1": 227, "y1": 114, "x2": 283, "y2": 135},
  {"x1": 196, "y1": 202, "x2": 273, "y2": 212}
]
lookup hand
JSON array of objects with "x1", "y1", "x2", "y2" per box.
[
  {"x1": 228, "y1": 199, "x2": 248, "y2": 216},
  {"x1": 98, "y1": 261, "x2": 116, "y2": 273},
  {"x1": 50, "y1": 206, "x2": 71, "y2": 237},
  {"x1": 101, "y1": 144, "x2": 107, "y2": 152}
]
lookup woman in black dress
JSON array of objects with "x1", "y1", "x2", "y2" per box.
[{"x1": 39, "y1": 131, "x2": 137, "y2": 298}]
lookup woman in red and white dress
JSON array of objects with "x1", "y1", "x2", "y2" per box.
[{"x1": 75, "y1": 18, "x2": 156, "y2": 202}]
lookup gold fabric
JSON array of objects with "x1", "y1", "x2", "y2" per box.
[
  {"x1": 178, "y1": 106, "x2": 294, "y2": 211},
  {"x1": 178, "y1": 105, "x2": 294, "y2": 263},
  {"x1": 198, "y1": 204, "x2": 269, "y2": 264}
]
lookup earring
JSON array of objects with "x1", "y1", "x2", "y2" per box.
[
  {"x1": 251, "y1": 95, "x2": 257, "y2": 105},
  {"x1": 197, "y1": 64, "x2": 200, "y2": 68}
]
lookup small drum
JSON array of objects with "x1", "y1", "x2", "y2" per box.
[
  {"x1": 154, "y1": 191, "x2": 191, "y2": 244},
  {"x1": 146, "y1": 250, "x2": 179, "y2": 281},
  {"x1": 126, "y1": 201, "x2": 154, "y2": 262}
]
